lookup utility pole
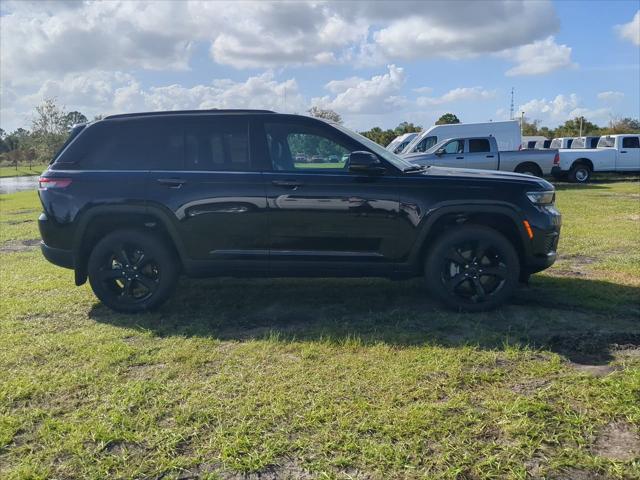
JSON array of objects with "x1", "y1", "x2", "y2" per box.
[
  {"x1": 579, "y1": 116, "x2": 583, "y2": 136},
  {"x1": 509, "y1": 87, "x2": 515, "y2": 120},
  {"x1": 520, "y1": 111, "x2": 525, "y2": 137}
]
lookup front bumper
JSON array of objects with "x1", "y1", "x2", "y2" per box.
[
  {"x1": 41, "y1": 242, "x2": 74, "y2": 269},
  {"x1": 523, "y1": 205, "x2": 561, "y2": 274}
]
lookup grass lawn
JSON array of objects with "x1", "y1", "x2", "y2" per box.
[
  {"x1": 1, "y1": 179, "x2": 639, "y2": 479},
  {"x1": 0, "y1": 164, "x2": 48, "y2": 178}
]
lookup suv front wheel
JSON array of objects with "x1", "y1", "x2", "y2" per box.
[
  {"x1": 425, "y1": 225, "x2": 520, "y2": 312},
  {"x1": 87, "y1": 229, "x2": 179, "y2": 313}
]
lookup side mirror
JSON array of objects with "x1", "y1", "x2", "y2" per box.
[
  {"x1": 435, "y1": 148, "x2": 445, "y2": 156},
  {"x1": 348, "y1": 151, "x2": 386, "y2": 174}
]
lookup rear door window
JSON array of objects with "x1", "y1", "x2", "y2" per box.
[
  {"x1": 184, "y1": 118, "x2": 252, "y2": 171},
  {"x1": 70, "y1": 119, "x2": 183, "y2": 170},
  {"x1": 468, "y1": 138, "x2": 490, "y2": 153},
  {"x1": 622, "y1": 137, "x2": 640, "y2": 148}
]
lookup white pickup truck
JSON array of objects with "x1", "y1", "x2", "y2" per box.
[
  {"x1": 403, "y1": 136, "x2": 558, "y2": 176},
  {"x1": 553, "y1": 134, "x2": 640, "y2": 183}
]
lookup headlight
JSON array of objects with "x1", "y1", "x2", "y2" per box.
[{"x1": 526, "y1": 190, "x2": 555, "y2": 205}]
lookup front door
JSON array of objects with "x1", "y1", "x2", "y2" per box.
[
  {"x1": 618, "y1": 136, "x2": 640, "y2": 171},
  {"x1": 429, "y1": 139, "x2": 466, "y2": 168},
  {"x1": 258, "y1": 118, "x2": 401, "y2": 275}
]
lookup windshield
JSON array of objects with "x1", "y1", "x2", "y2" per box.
[
  {"x1": 332, "y1": 123, "x2": 415, "y2": 171},
  {"x1": 550, "y1": 139, "x2": 562, "y2": 149},
  {"x1": 424, "y1": 138, "x2": 451, "y2": 154},
  {"x1": 597, "y1": 136, "x2": 615, "y2": 148}
]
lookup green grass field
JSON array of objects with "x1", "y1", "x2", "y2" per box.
[
  {"x1": 0, "y1": 164, "x2": 48, "y2": 178},
  {"x1": 1, "y1": 180, "x2": 639, "y2": 479}
]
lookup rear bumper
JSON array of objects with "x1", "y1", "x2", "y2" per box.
[
  {"x1": 551, "y1": 166, "x2": 565, "y2": 176},
  {"x1": 41, "y1": 242, "x2": 74, "y2": 269}
]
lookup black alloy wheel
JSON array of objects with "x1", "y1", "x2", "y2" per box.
[
  {"x1": 425, "y1": 225, "x2": 520, "y2": 311},
  {"x1": 88, "y1": 229, "x2": 178, "y2": 313}
]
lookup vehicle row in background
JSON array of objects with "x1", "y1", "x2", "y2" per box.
[
  {"x1": 387, "y1": 121, "x2": 522, "y2": 155},
  {"x1": 552, "y1": 134, "x2": 640, "y2": 183},
  {"x1": 403, "y1": 136, "x2": 557, "y2": 177}
]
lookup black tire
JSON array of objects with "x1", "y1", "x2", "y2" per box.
[
  {"x1": 88, "y1": 229, "x2": 178, "y2": 313},
  {"x1": 515, "y1": 163, "x2": 543, "y2": 177},
  {"x1": 568, "y1": 162, "x2": 592, "y2": 183},
  {"x1": 425, "y1": 225, "x2": 520, "y2": 312}
]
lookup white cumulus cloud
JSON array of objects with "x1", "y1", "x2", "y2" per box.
[
  {"x1": 504, "y1": 36, "x2": 576, "y2": 76},
  {"x1": 311, "y1": 65, "x2": 407, "y2": 114},
  {"x1": 615, "y1": 10, "x2": 640, "y2": 46},
  {"x1": 518, "y1": 94, "x2": 613, "y2": 126},
  {"x1": 417, "y1": 87, "x2": 496, "y2": 106},
  {"x1": 597, "y1": 91, "x2": 625, "y2": 102}
]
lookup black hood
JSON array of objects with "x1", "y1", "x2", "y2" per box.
[{"x1": 419, "y1": 166, "x2": 554, "y2": 190}]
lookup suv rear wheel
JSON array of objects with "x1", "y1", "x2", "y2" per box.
[
  {"x1": 425, "y1": 225, "x2": 520, "y2": 312},
  {"x1": 87, "y1": 229, "x2": 178, "y2": 313}
]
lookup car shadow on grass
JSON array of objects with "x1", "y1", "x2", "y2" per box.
[{"x1": 89, "y1": 274, "x2": 640, "y2": 366}]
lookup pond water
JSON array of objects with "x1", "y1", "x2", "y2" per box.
[{"x1": 0, "y1": 176, "x2": 39, "y2": 194}]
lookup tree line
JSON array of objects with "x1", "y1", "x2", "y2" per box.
[
  {"x1": 1, "y1": 101, "x2": 639, "y2": 171},
  {"x1": 0, "y1": 99, "x2": 93, "y2": 169}
]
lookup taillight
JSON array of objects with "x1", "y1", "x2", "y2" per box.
[
  {"x1": 553, "y1": 153, "x2": 560, "y2": 165},
  {"x1": 39, "y1": 177, "x2": 72, "y2": 190}
]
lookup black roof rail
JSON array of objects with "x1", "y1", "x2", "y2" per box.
[{"x1": 104, "y1": 109, "x2": 276, "y2": 120}]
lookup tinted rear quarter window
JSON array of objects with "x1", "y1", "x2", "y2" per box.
[
  {"x1": 65, "y1": 119, "x2": 184, "y2": 170},
  {"x1": 184, "y1": 118, "x2": 250, "y2": 171}
]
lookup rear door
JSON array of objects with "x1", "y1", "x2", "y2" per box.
[
  {"x1": 258, "y1": 117, "x2": 402, "y2": 275},
  {"x1": 464, "y1": 138, "x2": 497, "y2": 170},
  {"x1": 145, "y1": 115, "x2": 269, "y2": 272},
  {"x1": 617, "y1": 136, "x2": 640, "y2": 171}
]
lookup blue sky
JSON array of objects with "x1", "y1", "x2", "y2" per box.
[{"x1": 1, "y1": 0, "x2": 638, "y2": 132}]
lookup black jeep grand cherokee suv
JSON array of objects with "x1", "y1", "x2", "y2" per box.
[{"x1": 38, "y1": 110, "x2": 561, "y2": 312}]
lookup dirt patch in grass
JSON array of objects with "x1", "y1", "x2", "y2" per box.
[
  {"x1": 548, "y1": 468, "x2": 609, "y2": 480},
  {"x1": 567, "y1": 363, "x2": 619, "y2": 377},
  {"x1": 178, "y1": 458, "x2": 315, "y2": 480},
  {"x1": 0, "y1": 238, "x2": 40, "y2": 252},
  {"x1": 550, "y1": 254, "x2": 598, "y2": 278},
  {"x1": 511, "y1": 378, "x2": 551, "y2": 396},
  {"x1": 593, "y1": 422, "x2": 640, "y2": 461},
  {"x1": 3, "y1": 219, "x2": 33, "y2": 225},
  {"x1": 6, "y1": 208, "x2": 38, "y2": 215},
  {"x1": 125, "y1": 363, "x2": 167, "y2": 380},
  {"x1": 548, "y1": 332, "x2": 640, "y2": 365}
]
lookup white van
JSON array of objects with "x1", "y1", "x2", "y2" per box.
[
  {"x1": 400, "y1": 120, "x2": 521, "y2": 155},
  {"x1": 386, "y1": 132, "x2": 419, "y2": 154}
]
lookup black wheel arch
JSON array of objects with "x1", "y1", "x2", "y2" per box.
[
  {"x1": 515, "y1": 161, "x2": 543, "y2": 177},
  {"x1": 72, "y1": 204, "x2": 185, "y2": 285},
  {"x1": 411, "y1": 204, "x2": 529, "y2": 277},
  {"x1": 571, "y1": 158, "x2": 594, "y2": 171}
]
